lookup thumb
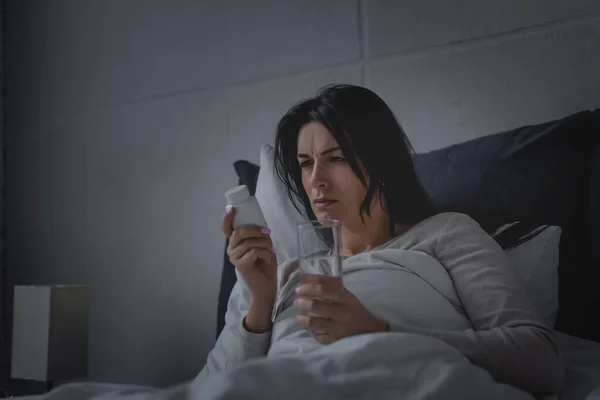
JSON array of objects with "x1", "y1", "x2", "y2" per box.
[{"x1": 221, "y1": 206, "x2": 236, "y2": 237}]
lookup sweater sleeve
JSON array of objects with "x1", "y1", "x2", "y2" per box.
[
  {"x1": 195, "y1": 277, "x2": 271, "y2": 383},
  {"x1": 389, "y1": 213, "x2": 565, "y2": 395}
]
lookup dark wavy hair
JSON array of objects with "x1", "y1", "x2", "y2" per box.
[{"x1": 273, "y1": 84, "x2": 436, "y2": 235}]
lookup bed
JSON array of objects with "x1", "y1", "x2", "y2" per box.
[
  {"x1": 216, "y1": 108, "x2": 600, "y2": 399},
  {"x1": 10, "y1": 110, "x2": 600, "y2": 399}
]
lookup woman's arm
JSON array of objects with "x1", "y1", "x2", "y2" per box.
[
  {"x1": 390, "y1": 213, "x2": 565, "y2": 395},
  {"x1": 195, "y1": 276, "x2": 272, "y2": 383}
]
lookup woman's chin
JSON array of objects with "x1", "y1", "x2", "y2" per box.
[{"x1": 313, "y1": 209, "x2": 340, "y2": 222}]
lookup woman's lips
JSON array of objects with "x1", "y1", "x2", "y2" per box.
[{"x1": 314, "y1": 200, "x2": 337, "y2": 208}]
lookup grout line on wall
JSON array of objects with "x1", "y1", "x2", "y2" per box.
[
  {"x1": 13, "y1": 10, "x2": 600, "y2": 130},
  {"x1": 77, "y1": 9, "x2": 600, "y2": 113},
  {"x1": 13, "y1": 60, "x2": 365, "y2": 130},
  {"x1": 367, "y1": 11, "x2": 600, "y2": 66},
  {"x1": 358, "y1": 0, "x2": 369, "y2": 87},
  {"x1": 215, "y1": 60, "x2": 363, "y2": 92}
]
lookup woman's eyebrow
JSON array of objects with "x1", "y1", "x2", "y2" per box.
[{"x1": 297, "y1": 146, "x2": 341, "y2": 158}]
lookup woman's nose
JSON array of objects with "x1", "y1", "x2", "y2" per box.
[{"x1": 309, "y1": 162, "x2": 328, "y2": 188}]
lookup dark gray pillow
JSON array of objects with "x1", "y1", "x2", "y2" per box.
[{"x1": 413, "y1": 110, "x2": 599, "y2": 341}]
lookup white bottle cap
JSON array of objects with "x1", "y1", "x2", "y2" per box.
[{"x1": 225, "y1": 185, "x2": 250, "y2": 205}]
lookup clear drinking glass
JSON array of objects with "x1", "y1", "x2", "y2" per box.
[
  {"x1": 297, "y1": 219, "x2": 343, "y2": 279},
  {"x1": 296, "y1": 220, "x2": 342, "y2": 334}
]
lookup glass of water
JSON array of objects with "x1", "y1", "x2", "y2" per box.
[
  {"x1": 297, "y1": 219, "x2": 343, "y2": 279},
  {"x1": 296, "y1": 220, "x2": 342, "y2": 334}
]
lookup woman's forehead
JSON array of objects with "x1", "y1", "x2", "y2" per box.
[{"x1": 297, "y1": 122, "x2": 339, "y2": 152}]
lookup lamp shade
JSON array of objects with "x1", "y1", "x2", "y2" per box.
[{"x1": 11, "y1": 285, "x2": 89, "y2": 382}]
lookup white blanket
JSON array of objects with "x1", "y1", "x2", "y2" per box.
[
  {"x1": 31, "y1": 247, "x2": 545, "y2": 399},
  {"x1": 34, "y1": 230, "x2": 581, "y2": 400},
  {"x1": 31, "y1": 331, "x2": 534, "y2": 400},
  {"x1": 191, "y1": 331, "x2": 534, "y2": 400}
]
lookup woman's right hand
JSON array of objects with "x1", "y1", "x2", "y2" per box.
[{"x1": 222, "y1": 206, "x2": 278, "y2": 307}]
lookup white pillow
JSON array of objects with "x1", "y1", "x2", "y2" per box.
[
  {"x1": 500, "y1": 225, "x2": 561, "y2": 327},
  {"x1": 255, "y1": 144, "x2": 561, "y2": 326},
  {"x1": 255, "y1": 144, "x2": 325, "y2": 264}
]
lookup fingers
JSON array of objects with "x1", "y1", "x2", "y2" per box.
[
  {"x1": 229, "y1": 225, "x2": 272, "y2": 250},
  {"x1": 237, "y1": 247, "x2": 275, "y2": 266},
  {"x1": 296, "y1": 275, "x2": 344, "y2": 303},
  {"x1": 294, "y1": 297, "x2": 339, "y2": 319},
  {"x1": 300, "y1": 274, "x2": 343, "y2": 286},
  {"x1": 223, "y1": 207, "x2": 275, "y2": 268},
  {"x1": 230, "y1": 237, "x2": 273, "y2": 255},
  {"x1": 296, "y1": 314, "x2": 336, "y2": 336},
  {"x1": 221, "y1": 206, "x2": 236, "y2": 238},
  {"x1": 229, "y1": 238, "x2": 275, "y2": 263}
]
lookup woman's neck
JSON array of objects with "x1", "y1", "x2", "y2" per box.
[
  {"x1": 341, "y1": 220, "x2": 390, "y2": 257},
  {"x1": 341, "y1": 220, "x2": 411, "y2": 257}
]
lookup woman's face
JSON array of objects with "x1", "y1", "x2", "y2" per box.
[{"x1": 297, "y1": 122, "x2": 379, "y2": 228}]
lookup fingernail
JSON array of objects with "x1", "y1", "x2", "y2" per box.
[
  {"x1": 261, "y1": 227, "x2": 271, "y2": 235},
  {"x1": 225, "y1": 206, "x2": 233, "y2": 214},
  {"x1": 295, "y1": 286, "x2": 302, "y2": 294}
]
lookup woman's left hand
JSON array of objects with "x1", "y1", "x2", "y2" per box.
[{"x1": 294, "y1": 274, "x2": 389, "y2": 344}]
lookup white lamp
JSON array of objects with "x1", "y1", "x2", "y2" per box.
[{"x1": 11, "y1": 285, "x2": 89, "y2": 389}]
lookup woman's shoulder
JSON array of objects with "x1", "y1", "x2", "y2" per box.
[
  {"x1": 383, "y1": 212, "x2": 481, "y2": 252},
  {"x1": 395, "y1": 212, "x2": 504, "y2": 265},
  {"x1": 412, "y1": 212, "x2": 481, "y2": 234}
]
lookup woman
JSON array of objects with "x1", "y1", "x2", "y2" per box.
[{"x1": 198, "y1": 84, "x2": 564, "y2": 395}]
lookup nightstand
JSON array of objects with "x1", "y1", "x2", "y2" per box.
[{"x1": 10, "y1": 285, "x2": 89, "y2": 393}]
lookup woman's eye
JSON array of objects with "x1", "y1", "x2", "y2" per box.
[
  {"x1": 299, "y1": 160, "x2": 313, "y2": 168},
  {"x1": 329, "y1": 156, "x2": 346, "y2": 162}
]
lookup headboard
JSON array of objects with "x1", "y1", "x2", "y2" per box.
[{"x1": 218, "y1": 109, "x2": 600, "y2": 343}]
